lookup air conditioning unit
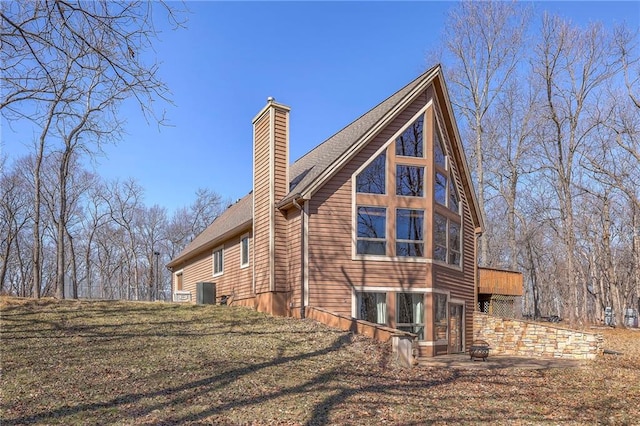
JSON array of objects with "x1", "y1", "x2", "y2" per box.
[{"x1": 196, "y1": 282, "x2": 216, "y2": 305}]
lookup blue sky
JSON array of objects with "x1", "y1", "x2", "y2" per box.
[{"x1": 2, "y1": 1, "x2": 638, "y2": 214}]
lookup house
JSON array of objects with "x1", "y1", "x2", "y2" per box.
[{"x1": 167, "y1": 65, "x2": 483, "y2": 357}]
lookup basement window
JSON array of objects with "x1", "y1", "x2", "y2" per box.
[
  {"x1": 396, "y1": 293, "x2": 425, "y2": 340},
  {"x1": 356, "y1": 292, "x2": 387, "y2": 325}
]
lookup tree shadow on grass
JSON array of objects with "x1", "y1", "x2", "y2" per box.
[{"x1": 2, "y1": 333, "x2": 354, "y2": 425}]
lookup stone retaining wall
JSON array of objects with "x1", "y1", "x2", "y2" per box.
[{"x1": 474, "y1": 312, "x2": 603, "y2": 360}]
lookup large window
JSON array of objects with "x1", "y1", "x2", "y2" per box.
[
  {"x1": 396, "y1": 209, "x2": 424, "y2": 257},
  {"x1": 353, "y1": 108, "x2": 463, "y2": 262},
  {"x1": 356, "y1": 207, "x2": 386, "y2": 255},
  {"x1": 356, "y1": 292, "x2": 387, "y2": 324},
  {"x1": 434, "y1": 213, "x2": 461, "y2": 266},
  {"x1": 396, "y1": 165, "x2": 424, "y2": 197},
  {"x1": 240, "y1": 235, "x2": 250, "y2": 268},
  {"x1": 356, "y1": 152, "x2": 386, "y2": 194},
  {"x1": 396, "y1": 293, "x2": 424, "y2": 339},
  {"x1": 396, "y1": 115, "x2": 424, "y2": 157},
  {"x1": 213, "y1": 247, "x2": 224, "y2": 276}
]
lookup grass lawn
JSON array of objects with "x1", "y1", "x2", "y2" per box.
[{"x1": 1, "y1": 297, "x2": 639, "y2": 425}]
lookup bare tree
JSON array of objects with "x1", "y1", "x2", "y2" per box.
[
  {"x1": 1, "y1": 1, "x2": 184, "y2": 298},
  {"x1": 530, "y1": 14, "x2": 624, "y2": 324},
  {"x1": 0, "y1": 159, "x2": 32, "y2": 293},
  {"x1": 439, "y1": 0, "x2": 531, "y2": 265}
]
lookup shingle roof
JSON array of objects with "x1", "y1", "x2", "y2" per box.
[
  {"x1": 283, "y1": 65, "x2": 439, "y2": 205},
  {"x1": 168, "y1": 65, "x2": 441, "y2": 267},
  {"x1": 167, "y1": 192, "x2": 253, "y2": 267}
]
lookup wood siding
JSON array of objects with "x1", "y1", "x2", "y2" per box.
[
  {"x1": 176, "y1": 232, "x2": 253, "y2": 303},
  {"x1": 287, "y1": 208, "x2": 303, "y2": 310},
  {"x1": 306, "y1": 85, "x2": 477, "y2": 352},
  {"x1": 274, "y1": 107, "x2": 290, "y2": 293},
  {"x1": 478, "y1": 267, "x2": 524, "y2": 296},
  {"x1": 308, "y1": 91, "x2": 433, "y2": 316},
  {"x1": 253, "y1": 103, "x2": 290, "y2": 298},
  {"x1": 253, "y1": 110, "x2": 271, "y2": 294}
]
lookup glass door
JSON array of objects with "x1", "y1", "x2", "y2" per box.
[{"x1": 448, "y1": 304, "x2": 464, "y2": 353}]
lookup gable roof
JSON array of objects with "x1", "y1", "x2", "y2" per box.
[
  {"x1": 168, "y1": 64, "x2": 482, "y2": 268},
  {"x1": 280, "y1": 65, "x2": 440, "y2": 206}
]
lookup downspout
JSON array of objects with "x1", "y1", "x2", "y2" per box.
[{"x1": 292, "y1": 194, "x2": 306, "y2": 319}]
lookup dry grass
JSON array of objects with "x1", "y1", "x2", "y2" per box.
[{"x1": 1, "y1": 297, "x2": 639, "y2": 425}]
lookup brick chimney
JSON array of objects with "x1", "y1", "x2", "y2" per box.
[{"x1": 252, "y1": 98, "x2": 290, "y2": 306}]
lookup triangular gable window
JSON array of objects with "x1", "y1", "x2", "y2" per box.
[{"x1": 356, "y1": 151, "x2": 386, "y2": 194}]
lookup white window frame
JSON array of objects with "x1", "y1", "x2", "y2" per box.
[
  {"x1": 174, "y1": 269, "x2": 184, "y2": 292},
  {"x1": 212, "y1": 246, "x2": 224, "y2": 277},
  {"x1": 354, "y1": 291, "x2": 387, "y2": 325},
  {"x1": 240, "y1": 234, "x2": 250, "y2": 268}
]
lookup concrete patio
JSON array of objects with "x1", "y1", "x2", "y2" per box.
[{"x1": 417, "y1": 354, "x2": 586, "y2": 370}]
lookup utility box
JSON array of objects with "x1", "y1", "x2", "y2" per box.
[
  {"x1": 624, "y1": 308, "x2": 638, "y2": 328},
  {"x1": 604, "y1": 307, "x2": 614, "y2": 326},
  {"x1": 196, "y1": 282, "x2": 216, "y2": 305}
]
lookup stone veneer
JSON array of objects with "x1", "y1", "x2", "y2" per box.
[{"x1": 474, "y1": 312, "x2": 604, "y2": 360}]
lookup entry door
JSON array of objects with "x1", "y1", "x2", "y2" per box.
[{"x1": 448, "y1": 304, "x2": 464, "y2": 353}]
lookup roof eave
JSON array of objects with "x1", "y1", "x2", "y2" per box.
[
  {"x1": 433, "y1": 71, "x2": 485, "y2": 233},
  {"x1": 166, "y1": 219, "x2": 253, "y2": 269}
]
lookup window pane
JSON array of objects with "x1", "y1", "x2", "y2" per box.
[
  {"x1": 395, "y1": 115, "x2": 424, "y2": 157},
  {"x1": 434, "y1": 293, "x2": 448, "y2": 340},
  {"x1": 434, "y1": 246, "x2": 447, "y2": 262},
  {"x1": 396, "y1": 165, "x2": 424, "y2": 197},
  {"x1": 356, "y1": 152, "x2": 386, "y2": 194},
  {"x1": 434, "y1": 214, "x2": 447, "y2": 262},
  {"x1": 449, "y1": 222, "x2": 460, "y2": 252},
  {"x1": 397, "y1": 293, "x2": 424, "y2": 340},
  {"x1": 396, "y1": 209, "x2": 424, "y2": 241},
  {"x1": 435, "y1": 172, "x2": 447, "y2": 205},
  {"x1": 357, "y1": 207, "x2": 386, "y2": 238},
  {"x1": 357, "y1": 292, "x2": 386, "y2": 324},
  {"x1": 396, "y1": 242, "x2": 424, "y2": 257},
  {"x1": 434, "y1": 214, "x2": 447, "y2": 246},
  {"x1": 357, "y1": 207, "x2": 386, "y2": 255},
  {"x1": 449, "y1": 179, "x2": 459, "y2": 212},
  {"x1": 241, "y1": 237, "x2": 249, "y2": 266},
  {"x1": 434, "y1": 129, "x2": 445, "y2": 167},
  {"x1": 396, "y1": 209, "x2": 424, "y2": 257},
  {"x1": 449, "y1": 222, "x2": 461, "y2": 266},
  {"x1": 213, "y1": 249, "x2": 224, "y2": 274},
  {"x1": 357, "y1": 240, "x2": 386, "y2": 255}
]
